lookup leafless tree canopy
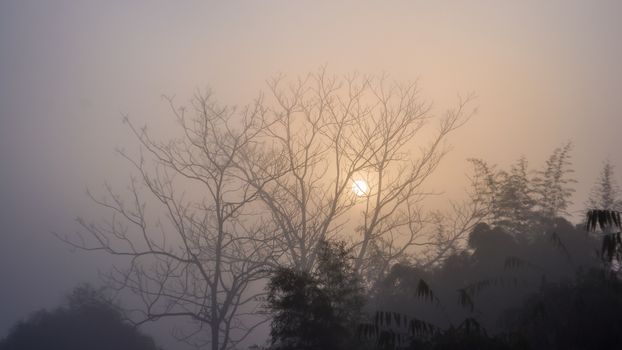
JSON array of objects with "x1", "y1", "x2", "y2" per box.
[
  {"x1": 59, "y1": 69, "x2": 479, "y2": 349},
  {"x1": 245, "y1": 70, "x2": 478, "y2": 277},
  {"x1": 60, "y1": 94, "x2": 278, "y2": 350}
]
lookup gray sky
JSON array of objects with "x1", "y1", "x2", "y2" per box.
[{"x1": 1, "y1": 1, "x2": 622, "y2": 348}]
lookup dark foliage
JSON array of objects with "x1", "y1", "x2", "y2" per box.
[
  {"x1": 586, "y1": 209, "x2": 621, "y2": 233},
  {"x1": 0, "y1": 284, "x2": 160, "y2": 350},
  {"x1": 354, "y1": 150, "x2": 620, "y2": 350},
  {"x1": 266, "y1": 268, "x2": 335, "y2": 349},
  {"x1": 266, "y1": 240, "x2": 365, "y2": 350},
  {"x1": 410, "y1": 319, "x2": 527, "y2": 350},
  {"x1": 368, "y1": 208, "x2": 604, "y2": 350},
  {"x1": 503, "y1": 269, "x2": 622, "y2": 350},
  {"x1": 358, "y1": 310, "x2": 440, "y2": 349},
  {"x1": 359, "y1": 308, "x2": 528, "y2": 350},
  {"x1": 586, "y1": 209, "x2": 622, "y2": 263}
]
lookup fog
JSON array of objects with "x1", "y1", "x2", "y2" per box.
[{"x1": 2, "y1": 1, "x2": 622, "y2": 349}]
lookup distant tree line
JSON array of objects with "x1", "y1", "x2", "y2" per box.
[{"x1": 0, "y1": 285, "x2": 161, "y2": 350}]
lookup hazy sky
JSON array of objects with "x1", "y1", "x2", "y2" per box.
[{"x1": 2, "y1": 1, "x2": 622, "y2": 347}]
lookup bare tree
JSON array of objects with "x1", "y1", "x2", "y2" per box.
[
  {"x1": 59, "y1": 93, "x2": 275, "y2": 350},
  {"x1": 60, "y1": 69, "x2": 477, "y2": 349},
  {"x1": 351, "y1": 88, "x2": 476, "y2": 279},
  {"x1": 241, "y1": 69, "x2": 476, "y2": 280}
]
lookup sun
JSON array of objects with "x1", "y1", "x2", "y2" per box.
[{"x1": 352, "y1": 179, "x2": 369, "y2": 197}]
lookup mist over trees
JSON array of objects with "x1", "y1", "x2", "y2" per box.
[
  {"x1": 369, "y1": 147, "x2": 586, "y2": 321},
  {"x1": 468, "y1": 142, "x2": 575, "y2": 238},
  {"x1": 56, "y1": 70, "x2": 480, "y2": 350},
  {"x1": 587, "y1": 160, "x2": 622, "y2": 211},
  {"x1": 358, "y1": 152, "x2": 622, "y2": 350},
  {"x1": 0, "y1": 285, "x2": 160, "y2": 350},
  {"x1": 266, "y1": 241, "x2": 365, "y2": 350},
  {"x1": 45, "y1": 70, "x2": 622, "y2": 350}
]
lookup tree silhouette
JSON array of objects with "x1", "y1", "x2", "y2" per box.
[
  {"x1": 58, "y1": 92, "x2": 276, "y2": 350},
  {"x1": 59, "y1": 69, "x2": 476, "y2": 348},
  {"x1": 504, "y1": 268, "x2": 622, "y2": 350},
  {"x1": 533, "y1": 142, "x2": 575, "y2": 219},
  {"x1": 0, "y1": 285, "x2": 160, "y2": 350},
  {"x1": 241, "y1": 69, "x2": 477, "y2": 278},
  {"x1": 587, "y1": 160, "x2": 622, "y2": 211},
  {"x1": 469, "y1": 143, "x2": 575, "y2": 239},
  {"x1": 266, "y1": 240, "x2": 365, "y2": 350},
  {"x1": 365, "y1": 208, "x2": 600, "y2": 349}
]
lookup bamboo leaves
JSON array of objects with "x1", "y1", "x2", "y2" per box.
[
  {"x1": 359, "y1": 310, "x2": 440, "y2": 349},
  {"x1": 586, "y1": 209, "x2": 622, "y2": 232},
  {"x1": 586, "y1": 209, "x2": 622, "y2": 262},
  {"x1": 416, "y1": 279, "x2": 437, "y2": 303}
]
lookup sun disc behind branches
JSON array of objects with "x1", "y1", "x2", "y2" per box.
[{"x1": 352, "y1": 180, "x2": 369, "y2": 197}]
